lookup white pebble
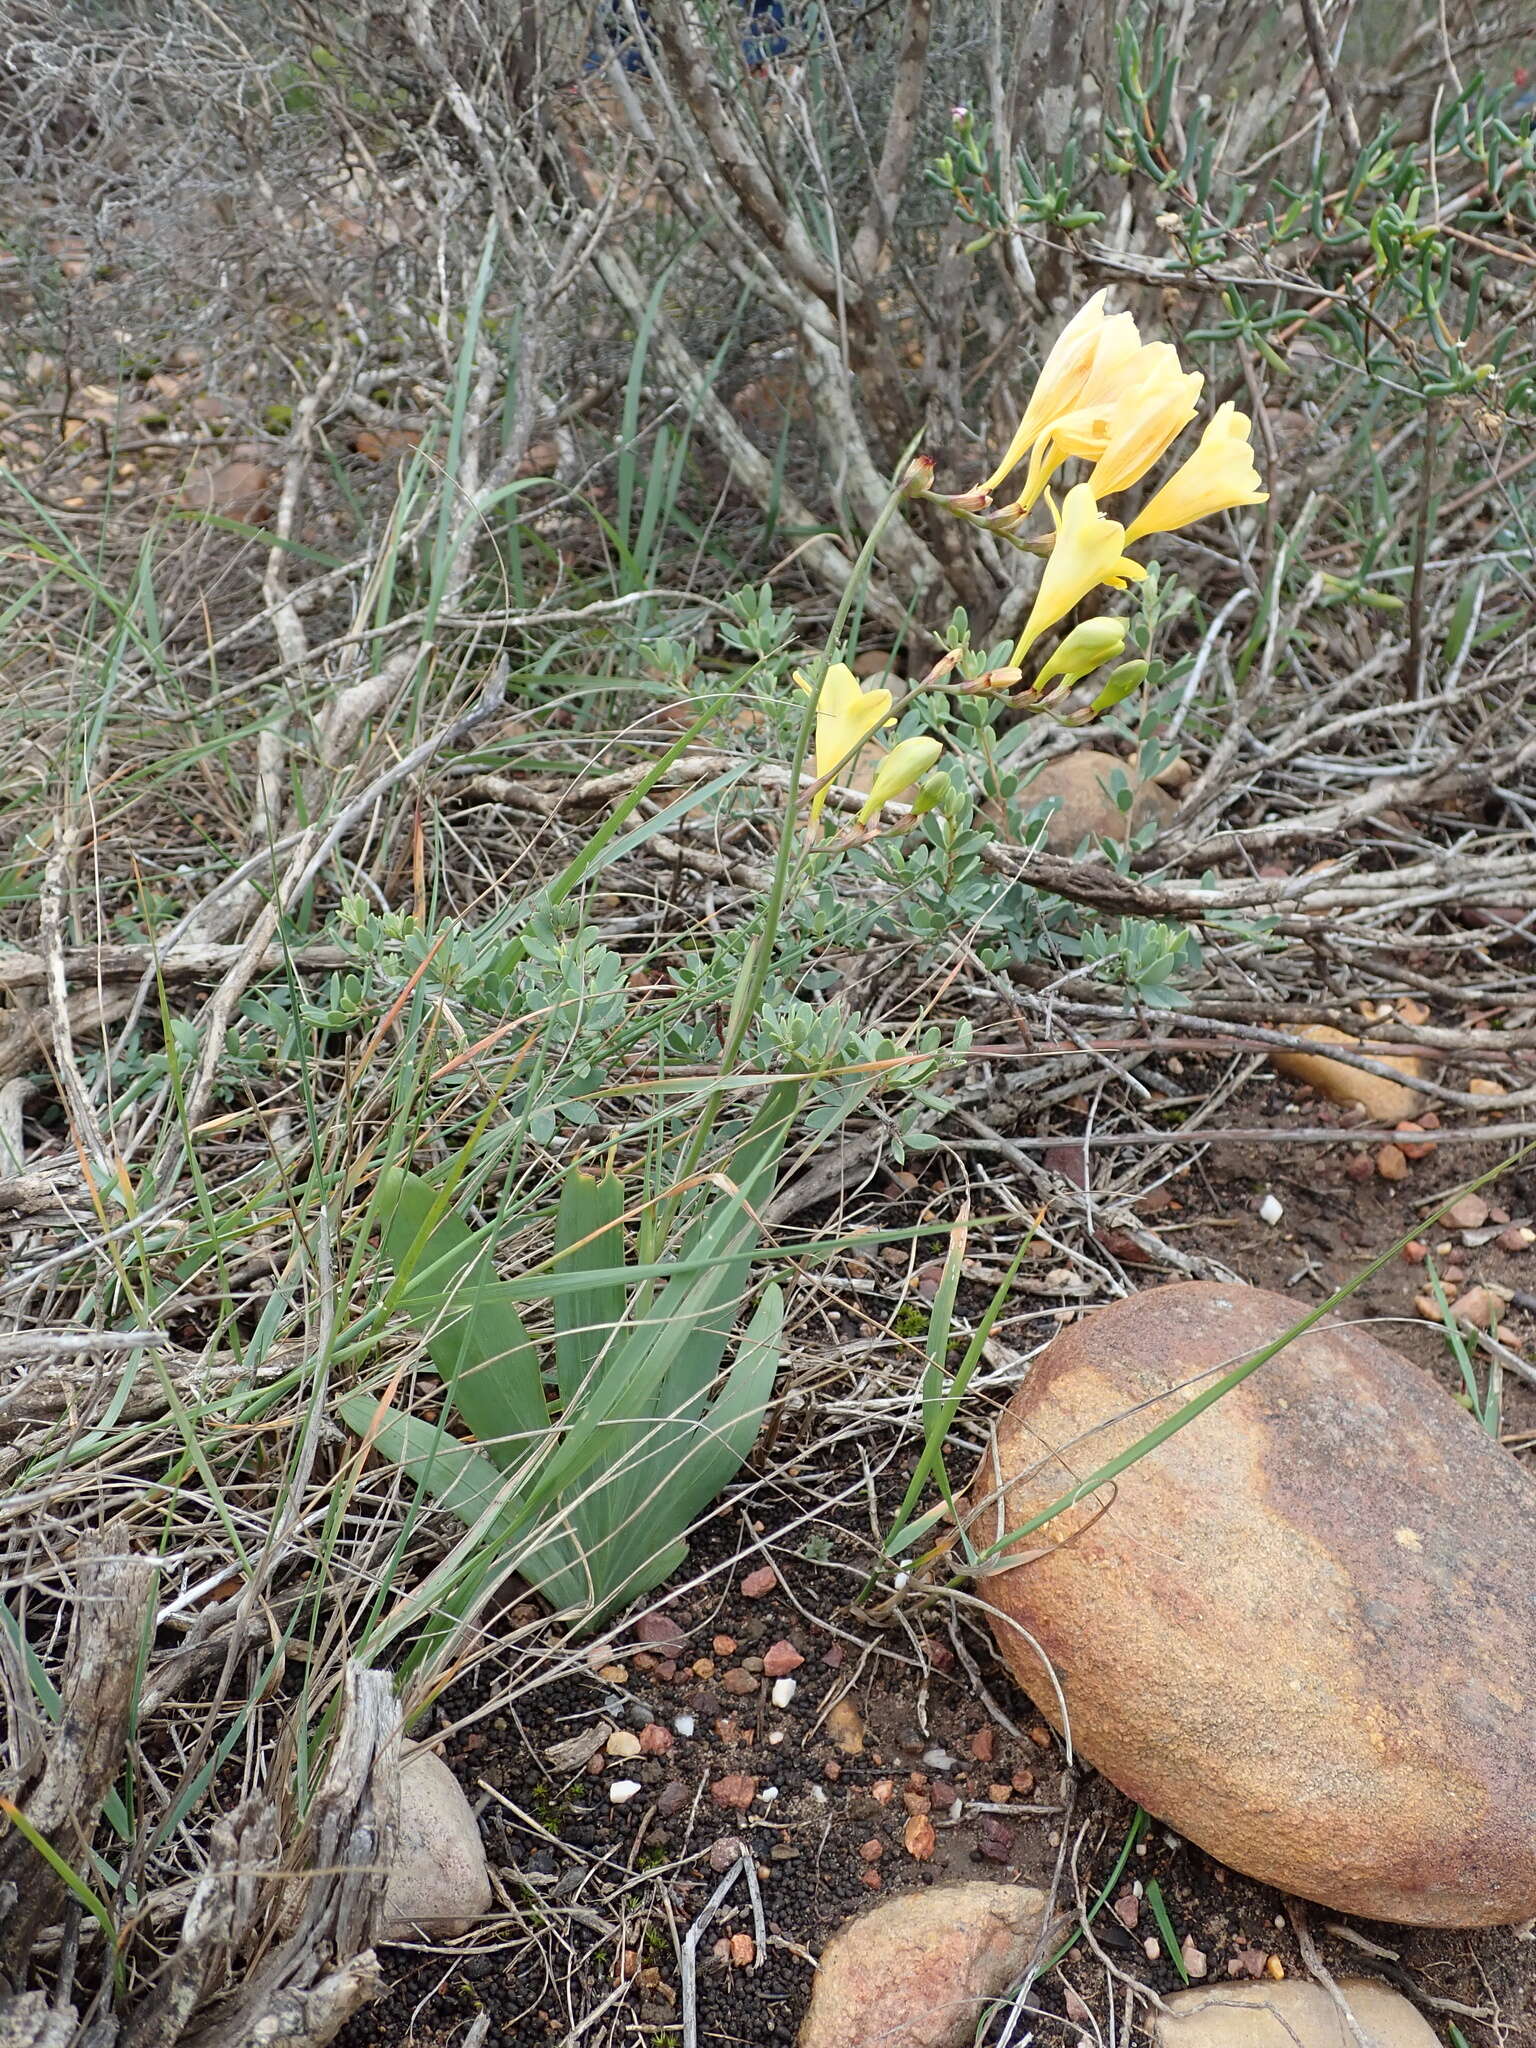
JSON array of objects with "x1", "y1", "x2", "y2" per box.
[
  {"x1": 673, "y1": 1714, "x2": 696, "y2": 1737},
  {"x1": 608, "y1": 1780, "x2": 642, "y2": 1805},
  {"x1": 922, "y1": 1748, "x2": 957, "y2": 1771},
  {"x1": 768, "y1": 1729, "x2": 784, "y2": 1745},
  {"x1": 1258, "y1": 1192, "x2": 1284, "y2": 1226},
  {"x1": 771, "y1": 1677, "x2": 797, "y2": 1708},
  {"x1": 1144, "y1": 1936, "x2": 1161, "y2": 1961},
  {"x1": 758, "y1": 1785, "x2": 778, "y2": 1803}
]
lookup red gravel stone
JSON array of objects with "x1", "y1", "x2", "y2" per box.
[
  {"x1": 762, "y1": 1639, "x2": 804, "y2": 1679},
  {"x1": 709, "y1": 1773, "x2": 758, "y2": 1812}
]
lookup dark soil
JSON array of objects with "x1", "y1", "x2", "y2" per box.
[{"x1": 340, "y1": 1082, "x2": 1536, "y2": 2047}]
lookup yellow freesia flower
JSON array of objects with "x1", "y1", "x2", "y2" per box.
[
  {"x1": 792, "y1": 662, "x2": 894, "y2": 822},
  {"x1": 978, "y1": 291, "x2": 1142, "y2": 499},
  {"x1": 855, "y1": 736, "x2": 944, "y2": 823},
  {"x1": 1011, "y1": 486, "x2": 1145, "y2": 666},
  {"x1": 1016, "y1": 345, "x2": 1201, "y2": 510},
  {"x1": 1123, "y1": 402, "x2": 1269, "y2": 543},
  {"x1": 1029, "y1": 615, "x2": 1128, "y2": 694},
  {"x1": 1088, "y1": 360, "x2": 1204, "y2": 499}
]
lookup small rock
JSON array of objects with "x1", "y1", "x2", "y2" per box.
[
  {"x1": 1258, "y1": 1193, "x2": 1284, "y2": 1227},
  {"x1": 673, "y1": 1714, "x2": 696, "y2": 1738},
  {"x1": 1401, "y1": 1240, "x2": 1427, "y2": 1264},
  {"x1": 633, "y1": 1612, "x2": 690, "y2": 1656},
  {"x1": 1497, "y1": 1226, "x2": 1534, "y2": 1254},
  {"x1": 710, "y1": 1773, "x2": 758, "y2": 1812},
  {"x1": 772, "y1": 1677, "x2": 798, "y2": 1709},
  {"x1": 1468, "y1": 1077, "x2": 1507, "y2": 1097},
  {"x1": 1270, "y1": 1026, "x2": 1424, "y2": 1123},
  {"x1": 1045, "y1": 1140, "x2": 1090, "y2": 1191},
  {"x1": 798, "y1": 1882, "x2": 1055, "y2": 2048},
  {"x1": 709, "y1": 1836, "x2": 746, "y2": 1872},
  {"x1": 1374, "y1": 1144, "x2": 1409, "y2": 1181},
  {"x1": 1446, "y1": 1194, "x2": 1490, "y2": 1230},
  {"x1": 1414, "y1": 1293, "x2": 1446, "y2": 1324},
  {"x1": 1112, "y1": 1892, "x2": 1139, "y2": 1930},
  {"x1": 713, "y1": 1634, "x2": 737, "y2": 1655},
  {"x1": 1450, "y1": 1285, "x2": 1499, "y2": 1332},
  {"x1": 742, "y1": 1564, "x2": 778, "y2": 1597},
  {"x1": 903, "y1": 1813, "x2": 937, "y2": 1861},
  {"x1": 608, "y1": 1779, "x2": 642, "y2": 1805},
  {"x1": 729, "y1": 1932, "x2": 756, "y2": 1967},
  {"x1": 722, "y1": 1669, "x2": 759, "y2": 1696},
  {"x1": 382, "y1": 1751, "x2": 492, "y2": 1941},
  {"x1": 974, "y1": 1818, "x2": 1014, "y2": 1864},
  {"x1": 1016, "y1": 748, "x2": 1176, "y2": 853},
  {"x1": 1154, "y1": 1977, "x2": 1439, "y2": 2047},
  {"x1": 639, "y1": 1724, "x2": 674, "y2": 1756},
  {"x1": 763, "y1": 1639, "x2": 805, "y2": 1678},
  {"x1": 1393, "y1": 1123, "x2": 1436, "y2": 1162},
  {"x1": 859, "y1": 1838, "x2": 884, "y2": 1863},
  {"x1": 969, "y1": 1727, "x2": 995, "y2": 1765},
  {"x1": 1180, "y1": 1936, "x2": 1209, "y2": 1979},
  {"x1": 826, "y1": 1698, "x2": 866, "y2": 1755},
  {"x1": 1144, "y1": 1936, "x2": 1162, "y2": 1961},
  {"x1": 656, "y1": 1781, "x2": 690, "y2": 1819},
  {"x1": 178, "y1": 458, "x2": 274, "y2": 519},
  {"x1": 1343, "y1": 1153, "x2": 1375, "y2": 1183},
  {"x1": 606, "y1": 1728, "x2": 643, "y2": 1759}
]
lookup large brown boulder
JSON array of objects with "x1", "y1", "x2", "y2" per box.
[
  {"x1": 798, "y1": 1882, "x2": 1054, "y2": 2048},
  {"x1": 971, "y1": 1281, "x2": 1536, "y2": 1925}
]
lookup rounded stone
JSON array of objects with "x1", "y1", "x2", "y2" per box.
[
  {"x1": 1019, "y1": 749, "x2": 1175, "y2": 853},
  {"x1": 381, "y1": 1748, "x2": 492, "y2": 1940},
  {"x1": 798, "y1": 1882, "x2": 1055, "y2": 2048},
  {"x1": 1154, "y1": 1977, "x2": 1439, "y2": 2048},
  {"x1": 1269, "y1": 1023, "x2": 1424, "y2": 1122},
  {"x1": 971, "y1": 1280, "x2": 1536, "y2": 1924}
]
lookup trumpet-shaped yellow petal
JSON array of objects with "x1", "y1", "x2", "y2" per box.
[
  {"x1": 1029, "y1": 615, "x2": 1128, "y2": 693},
  {"x1": 1011, "y1": 486, "x2": 1146, "y2": 666},
  {"x1": 856, "y1": 736, "x2": 944, "y2": 823},
  {"x1": 1088, "y1": 362, "x2": 1204, "y2": 498},
  {"x1": 1017, "y1": 346, "x2": 1199, "y2": 510},
  {"x1": 978, "y1": 292, "x2": 1142, "y2": 498},
  {"x1": 1123, "y1": 402, "x2": 1269, "y2": 543},
  {"x1": 793, "y1": 662, "x2": 894, "y2": 822}
]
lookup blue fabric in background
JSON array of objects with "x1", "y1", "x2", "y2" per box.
[{"x1": 586, "y1": 1, "x2": 792, "y2": 78}]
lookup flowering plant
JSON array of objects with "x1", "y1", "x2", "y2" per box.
[{"x1": 791, "y1": 293, "x2": 1266, "y2": 838}]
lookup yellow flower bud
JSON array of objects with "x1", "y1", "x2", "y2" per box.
[
  {"x1": 793, "y1": 663, "x2": 895, "y2": 822},
  {"x1": 856, "y1": 736, "x2": 944, "y2": 823},
  {"x1": 1029, "y1": 615, "x2": 1128, "y2": 693},
  {"x1": 1123, "y1": 402, "x2": 1268, "y2": 543},
  {"x1": 1011, "y1": 487, "x2": 1146, "y2": 666}
]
